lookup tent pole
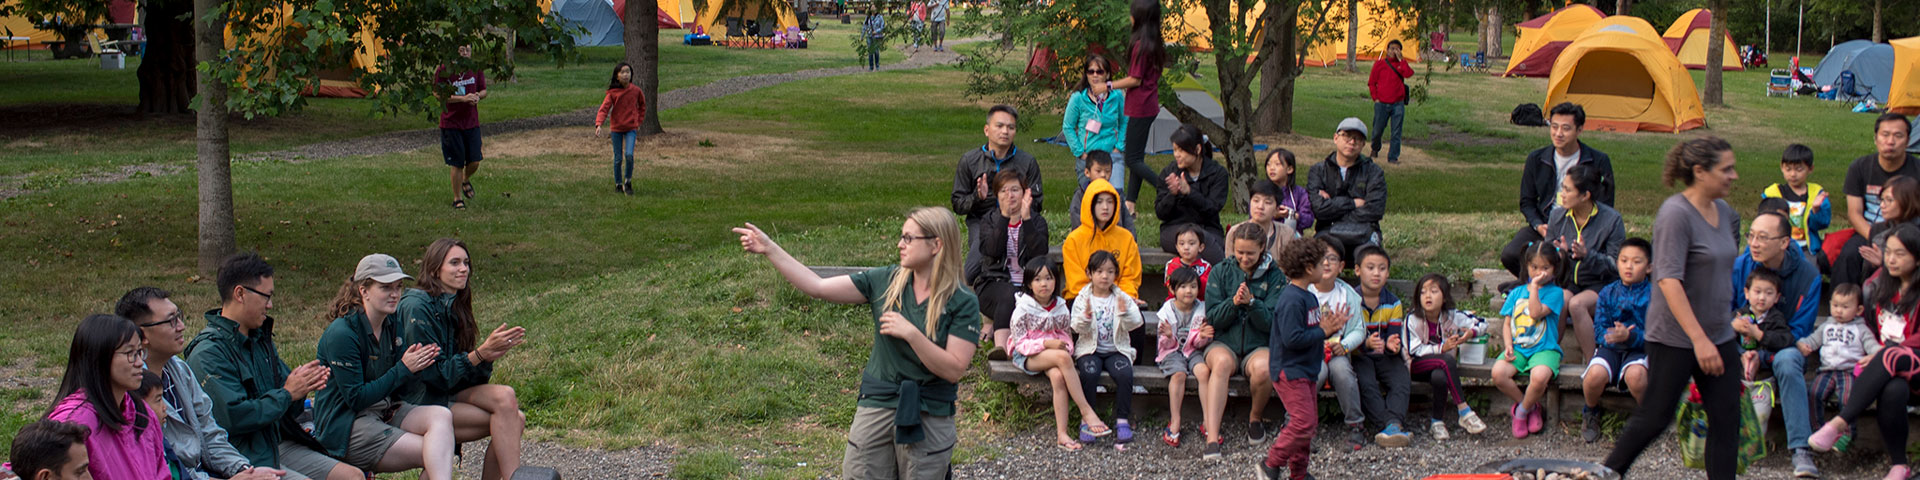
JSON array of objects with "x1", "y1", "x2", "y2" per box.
[
  {"x1": 1765, "y1": 0, "x2": 1771, "y2": 55},
  {"x1": 1795, "y1": 0, "x2": 1803, "y2": 60}
]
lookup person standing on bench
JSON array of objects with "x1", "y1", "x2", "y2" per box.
[
  {"x1": 967, "y1": 170, "x2": 1048, "y2": 357},
  {"x1": 1730, "y1": 210, "x2": 1824, "y2": 476},
  {"x1": 1500, "y1": 103, "x2": 1615, "y2": 290},
  {"x1": 1198, "y1": 223, "x2": 1286, "y2": 459},
  {"x1": 1604, "y1": 137, "x2": 1744, "y2": 480},
  {"x1": 1156, "y1": 124, "x2": 1229, "y2": 264},
  {"x1": 733, "y1": 208, "x2": 979, "y2": 479}
]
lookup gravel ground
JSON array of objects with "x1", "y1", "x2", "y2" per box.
[
  {"x1": 954, "y1": 402, "x2": 1894, "y2": 480},
  {"x1": 453, "y1": 438, "x2": 677, "y2": 479},
  {"x1": 241, "y1": 40, "x2": 978, "y2": 163}
]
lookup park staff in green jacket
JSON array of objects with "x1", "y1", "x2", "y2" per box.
[
  {"x1": 1195, "y1": 223, "x2": 1288, "y2": 455},
  {"x1": 395, "y1": 238, "x2": 528, "y2": 480},
  {"x1": 315, "y1": 254, "x2": 457, "y2": 480},
  {"x1": 185, "y1": 252, "x2": 364, "y2": 480}
]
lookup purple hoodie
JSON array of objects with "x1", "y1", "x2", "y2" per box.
[{"x1": 1277, "y1": 183, "x2": 1315, "y2": 237}]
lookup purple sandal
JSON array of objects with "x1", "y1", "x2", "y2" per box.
[{"x1": 1115, "y1": 420, "x2": 1133, "y2": 443}]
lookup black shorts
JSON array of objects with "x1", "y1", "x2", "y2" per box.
[{"x1": 440, "y1": 127, "x2": 483, "y2": 167}]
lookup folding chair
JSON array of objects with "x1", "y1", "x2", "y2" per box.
[
  {"x1": 1768, "y1": 69, "x2": 1792, "y2": 97},
  {"x1": 724, "y1": 18, "x2": 747, "y2": 47},
  {"x1": 1838, "y1": 71, "x2": 1872, "y2": 103},
  {"x1": 1473, "y1": 51, "x2": 1488, "y2": 73}
]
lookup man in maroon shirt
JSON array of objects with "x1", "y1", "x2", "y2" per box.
[
  {"x1": 439, "y1": 44, "x2": 488, "y2": 209},
  {"x1": 1367, "y1": 40, "x2": 1413, "y2": 165}
]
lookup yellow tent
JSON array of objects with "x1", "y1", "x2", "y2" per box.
[
  {"x1": 1546, "y1": 16, "x2": 1704, "y2": 133},
  {"x1": 1, "y1": 0, "x2": 137, "y2": 50},
  {"x1": 1299, "y1": 0, "x2": 1421, "y2": 67},
  {"x1": 693, "y1": 1, "x2": 797, "y2": 35},
  {"x1": 1660, "y1": 8, "x2": 1742, "y2": 70},
  {"x1": 226, "y1": 5, "x2": 386, "y2": 98},
  {"x1": 1504, "y1": 3, "x2": 1605, "y2": 77},
  {"x1": 1165, "y1": 0, "x2": 1266, "y2": 52},
  {"x1": 1890, "y1": 36, "x2": 1920, "y2": 115}
]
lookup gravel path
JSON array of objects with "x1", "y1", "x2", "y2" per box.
[
  {"x1": 453, "y1": 438, "x2": 677, "y2": 479},
  {"x1": 241, "y1": 40, "x2": 978, "y2": 163}
]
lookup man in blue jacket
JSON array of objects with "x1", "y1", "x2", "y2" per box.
[{"x1": 1731, "y1": 212, "x2": 1823, "y2": 478}]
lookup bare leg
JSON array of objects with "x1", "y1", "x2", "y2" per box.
[
  {"x1": 1622, "y1": 365, "x2": 1649, "y2": 403},
  {"x1": 453, "y1": 384, "x2": 526, "y2": 480},
  {"x1": 1046, "y1": 368, "x2": 1074, "y2": 444},
  {"x1": 1493, "y1": 360, "x2": 1524, "y2": 403},
  {"x1": 1522, "y1": 366, "x2": 1553, "y2": 410},
  {"x1": 1202, "y1": 347, "x2": 1238, "y2": 444},
  {"x1": 450, "y1": 167, "x2": 465, "y2": 202},
  {"x1": 324, "y1": 464, "x2": 365, "y2": 480},
  {"x1": 1582, "y1": 365, "x2": 1609, "y2": 407},
  {"x1": 1167, "y1": 371, "x2": 1186, "y2": 432},
  {"x1": 376, "y1": 405, "x2": 456, "y2": 480},
  {"x1": 1192, "y1": 363, "x2": 1214, "y2": 433},
  {"x1": 1244, "y1": 354, "x2": 1272, "y2": 422},
  {"x1": 1027, "y1": 349, "x2": 1103, "y2": 429}
]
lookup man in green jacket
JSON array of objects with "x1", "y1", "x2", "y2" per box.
[
  {"x1": 1195, "y1": 223, "x2": 1288, "y2": 458},
  {"x1": 185, "y1": 252, "x2": 363, "y2": 480}
]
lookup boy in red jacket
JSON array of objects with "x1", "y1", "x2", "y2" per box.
[{"x1": 1367, "y1": 40, "x2": 1413, "y2": 164}]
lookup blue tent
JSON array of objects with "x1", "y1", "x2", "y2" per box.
[
  {"x1": 1812, "y1": 39, "x2": 1896, "y2": 102},
  {"x1": 555, "y1": 0, "x2": 623, "y2": 46}
]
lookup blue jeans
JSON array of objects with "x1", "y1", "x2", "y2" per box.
[
  {"x1": 610, "y1": 130, "x2": 636, "y2": 184},
  {"x1": 1370, "y1": 101, "x2": 1405, "y2": 161},
  {"x1": 1770, "y1": 347, "x2": 1813, "y2": 449},
  {"x1": 866, "y1": 38, "x2": 881, "y2": 69}
]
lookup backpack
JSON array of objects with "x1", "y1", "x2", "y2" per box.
[{"x1": 1511, "y1": 103, "x2": 1547, "y2": 126}]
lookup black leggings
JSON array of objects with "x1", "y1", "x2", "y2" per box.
[
  {"x1": 1604, "y1": 340, "x2": 1744, "y2": 480},
  {"x1": 1121, "y1": 114, "x2": 1164, "y2": 204},
  {"x1": 1831, "y1": 234, "x2": 1874, "y2": 288},
  {"x1": 1836, "y1": 346, "x2": 1918, "y2": 466},
  {"x1": 1076, "y1": 351, "x2": 1135, "y2": 420}
]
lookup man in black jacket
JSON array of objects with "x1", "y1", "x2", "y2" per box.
[
  {"x1": 969, "y1": 170, "x2": 1049, "y2": 354},
  {"x1": 1500, "y1": 103, "x2": 1615, "y2": 283},
  {"x1": 953, "y1": 105, "x2": 1044, "y2": 235},
  {"x1": 1307, "y1": 117, "x2": 1389, "y2": 263}
]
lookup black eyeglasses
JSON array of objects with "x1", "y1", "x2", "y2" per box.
[
  {"x1": 138, "y1": 315, "x2": 184, "y2": 329},
  {"x1": 242, "y1": 285, "x2": 273, "y2": 301},
  {"x1": 899, "y1": 234, "x2": 938, "y2": 244}
]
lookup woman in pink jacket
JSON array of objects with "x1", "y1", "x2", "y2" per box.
[{"x1": 47, "y1": 314, "x2": 168, "y2": 480}]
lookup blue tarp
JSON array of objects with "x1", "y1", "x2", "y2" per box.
[{"x1": 1812, "y1": 39, "x2": 1896, "y2": 102}]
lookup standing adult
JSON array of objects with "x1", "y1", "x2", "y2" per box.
[
  {"x1": 46, "y1": 314, "x2": 168, "y2": 480},
  {"x1": 1835, "y1": 113, "x2": 1920, "y2": 287},
  {"x1": 1602, "y1": 137, "x2": 1744, "y2": 480},
  {"x1": 1729, "y1": 211, "x2": 1824, "y2": 477},
  {"x1": 396, "y1": 239, "x2": 528, "y2": 480},
  {"x1": 1062, "y1": 54, "x2": 1128, "y2": 192},
  {"x1": 1095, "y1": 0, "x2": 1170, "y2": 219},
  {"x1": 1548, "y1": 163, "x2": 1625, "y2": 364},
  {"x1": 1306, "y1": 118, "x2": 1388, "y2": 262},
  {"x1": 1809, "y1": 224, "x2": 1920, "y2": 480},
  {"x1": 115, "y1": 287, "x2": 282, "y2": 480},
  {"x1": 437, "y1": 44, "x2": 487, "y2": 210},
  {"x1": 733, "y1": 207, "x2": 979, "y2": 479},
  {"x1": 186, "y1": 252, "x2": 361, "y2": 480},
  {"x1": 1155, "y1": 124, "x2": 1229, "y2": 264},
  {"x1": 952, "y1": 105, "x2": 1044, "y2": 236},
  {"x1": 1502, "y1": 102, "x2": 1615, "y2": 284},
  {"x1": 1366, "y1": 40, "x2": 1413, "y2": 164},
  {"x1": 966, "y1": 171, "x2": 1048, "y2": 355},
  {"x1": 926, "y1": 0, "x2": 948, "y2": 51}
]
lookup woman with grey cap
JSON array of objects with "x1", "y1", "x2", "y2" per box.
[{"x1": 312, "y1": 254, "x2": 460, "y2": 480}]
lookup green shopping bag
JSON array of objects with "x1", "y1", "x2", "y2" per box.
[{"x1": 1676, "y1": 382, "x2": 1768, "y2": 474}]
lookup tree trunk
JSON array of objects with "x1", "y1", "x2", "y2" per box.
[
  {"x1": 1475, "y1": 7, "x2": 1489, "y2": 54},
  {"x1": 1703, "y1": 0, "x2": 1727, "y2": 107},
  {"x1": 1254, "y1": 2, "x2": 1299, "y2": 135},
  {"x1": 1616, "y1": 0, "x2": 1631, "y2": 16},
  {"x1": 1177, "y1": 0, "x2": 1260, "y2": 214},
  {"x1": 194, "y1": 0, "x2": 235, "y2": 273},
  {"x1": 1344, "y1": 0, "x2": 1357, "y2": 72},
  {"x1": 1484, "y1": 6, "x2": 1501, "y2": 57},
  {"x1": 138, "y1": 0, "x2": 194, "y2": 114},
  {"x1": 624, "y1": 0, "x2": 665, "y2": 135},
  {"x1": 1872, "y1": 0, "x2": 1884, "y2": 43}
]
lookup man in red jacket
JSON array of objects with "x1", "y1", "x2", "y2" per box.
[{"x1": 1367, "y1": 40, "x2": 1413, "y2": 164}]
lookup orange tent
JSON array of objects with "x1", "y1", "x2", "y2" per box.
[
  {"x1": 1504, "y1": 4, "x2": 1605, "y2": 77},
  {"x1": 1546, "y1": 16, "x2": 1704, "y2": 133},
  {"x1": 1890, "y1": 36, "x2": 1920, "y2": 115},
  {"x1": 1661, "y1": 8, "x2": 1742, "y2": 70},
  {"x1": 1299, "y1": 0, "x2": 1420, "y2": 66}
]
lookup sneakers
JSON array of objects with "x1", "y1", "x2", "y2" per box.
[
  {"x1": 1374, "y1": 423, "x2": 1411, "y2": 447},
  {"x1": 1346, "y1": 425, "x2": 1368, "y2": 451},
  {"x1": 1792, "y1": 448, "x2": 1821, "y2": 478},
  {"x1": 1458, "y1": 409, "x2": 1487, "y2": 434},
  {"x1": 1510, "y1": 405, "x2": 1530, "y2": 439},
  {"x1": 1202, "y1": 440, "x2": 1223, "y2": 460},
  {"x1": 1884, "y1": 465, "x2": 1911, "y2": 480},
  {"x1": 1248, "y1": 420, "x2": 1268, "y2": 445},
  {"x1": 1429, "y1": 420, "x2": 1450, "y2": 440},
  {"x1": 1527, "y1": 404, "x2": 1545, "y2": 434},
  {"x1": 1809, "y1": 418, "x2": 1846, "y2": 452},
  {"x1": 1256, "y1": 461, "x2": 1282, "y2": 480},
  {"x1": 1581, "y1": 407, "x2": 1602, "y2": 443}
]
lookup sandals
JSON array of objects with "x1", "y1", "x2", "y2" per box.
[
  {"x1": 1055, "y1": 439, "x2": 1082, "y2": 451},
  {"x1": 1115, "y1": 419, "x2": 1133, "y2": 443},
  {"x1": 451, "y1": 199, "x2": 466, "y2": 209},
  {"x1": 1162, "y1": 428, "x2": 1181, "y2": 447},
  {"x1": 1078, "y1": 423, "x2": 1112, "y2": 443},
  {"x1": 462, "y1": 181, "x2": 475, "y2": 199}
]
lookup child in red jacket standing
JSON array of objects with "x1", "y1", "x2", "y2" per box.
[
  {"x1": 1367, "y1": 40, "x2": 1413, "y2": 164},
  {"x1": 596, "y1": 62, "x2": 648, "y2": 195}
]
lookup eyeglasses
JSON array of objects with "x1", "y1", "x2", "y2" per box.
[
  {"x1": 242, "y1": 285, "x2": 273, "y2": 301},
  {"x1": 1086, "y1": 69, "x2": 1107, "y2": 75},
  {"x1": 1746, "y1": 232, "x2": 1786, "y2": 243},
  {"x1": 1321, "y1": 254, "x2": 1342, "y2": 263},
  {"x1": 116, "y1": 346, "x2": 144, "y2": 363},
  {"x1": 137, "y1": 314, "x2": 184, "y2": 329},
  {"x1": 899, "y1": 234, "x2": 938, "y2": 244}
]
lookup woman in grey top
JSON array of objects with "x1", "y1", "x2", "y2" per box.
[{"x1": 1603, "y1": 137, "x2": 1744, "y2": 480}]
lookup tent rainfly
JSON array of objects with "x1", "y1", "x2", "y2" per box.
[{"x1": 1546, "y1": 16, "x2": 1705, "y2": 133}]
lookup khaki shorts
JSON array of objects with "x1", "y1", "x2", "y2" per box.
[
  {"x1": 276, "y1": 440, "x2": 342, "y2": 480},
  {"x1": 841, "y1": 406, "x2": 955, "y2": 480},
  {"x1": 343, "y1": 400, "x2": 419, "y2": 469}
]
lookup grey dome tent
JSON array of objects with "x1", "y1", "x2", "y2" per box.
[
  {"x1": 555, "y1": 0, "x2": 625, "y2": 46},
  {"x1": 1812, "y1": 39, "x2": 1896, "y2": 102}
]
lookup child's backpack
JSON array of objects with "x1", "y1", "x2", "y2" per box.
[{"x1": 1510, "y1": 103, "x2": 1547, "y2": 126}]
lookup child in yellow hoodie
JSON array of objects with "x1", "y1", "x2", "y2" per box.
[{"x1": 1065, "y1": 179, "x2": 1144, "y2": 306}]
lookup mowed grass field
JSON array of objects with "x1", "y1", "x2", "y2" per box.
[{"x1": 0, "y1": 28, "x2": 1895, "y2": 477}]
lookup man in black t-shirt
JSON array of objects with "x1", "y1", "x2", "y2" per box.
[{"x1": 1833, "y1": 113, "x2": 1918, "y2": 286}]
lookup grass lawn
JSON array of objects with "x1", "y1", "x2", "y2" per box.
[{"x1": 0, "y1": 27, "x2": 1897, "y2": 478}]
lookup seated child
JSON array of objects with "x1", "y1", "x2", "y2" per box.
[
  {"x1": 1155, "y1": 266, "x2": 1209, "y2": 447},
  {"x1": 1071, "y1": 250, "x2": 1144, "y2": 446},
  {"x1": 1064, "y1": 179, "x2": 1143, "y2": 304},
  {"x1": 1228, "y1": 181, "x2": 1292, "y2": 260},
  {"x1": 1008, "y1": 256, "x2": 1109, "y2": 450},
  {"x1": 1164, "y1": 226, "x2": 1211, "y2": 301},
  {"x1": 1067, "y1": 151, "x2": 1133, "y2": 232},
  {"x1": 1264, "y1": 148, "x2": 1314, "y2": 238},
  {"x1": 1734, "y1": 268, "x2": 1796, "y2": 434},
  {"x1": 1580, "y1": 237, "x2": 1653, "y2": 444},
  {"x1": 1404, "y1": 273, "x2": 1488, "y2": 439},
  {"x1": 1495, "y1": 241, "x2": 1565, "y2": 440},
  {"x1": 1796, "y1": 283, "x2": 1880, "y2": 451},
  {"x1": 1351, "y1": 245, "x2": 1411, "y2": 447}
]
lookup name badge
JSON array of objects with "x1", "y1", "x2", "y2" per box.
[{"x1": 1084, "y1": 118, "x2": 1102, "y2": 134}]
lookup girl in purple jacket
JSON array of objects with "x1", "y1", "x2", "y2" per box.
[{"x1": 1266, "y1": 149, "x2": 1315, "y2": 238}]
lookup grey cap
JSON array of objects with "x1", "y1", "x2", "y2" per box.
[
  {"x1": 1336, "y1": 117, "x2": 1369, "y2": 139},
  {"x1": 353, "y1": 254, "x2": 413, "y2": 283}
]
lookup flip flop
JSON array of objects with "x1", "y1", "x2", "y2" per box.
[
  {"x1": 1079, "y1": 423, "x2": 1111, "y2": 443},
  {"x1": 1162, "y1": 428, "x2": 1181, "y2": 447},
  {"x1": 1055, "y1": 439, "x2": 1081, "y2": 451}
]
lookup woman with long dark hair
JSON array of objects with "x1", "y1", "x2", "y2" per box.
[
  {"x1": 1602, "y1": 137, "x2": 1744, "y2": 479},
  {"x1": 1809, "y1": 224, "x2": 1920, "y2": 480},
  {"x1": 1099, "y1": 0, "x2": 1169, "y2": 219},
  {"x1": 1155, "y1": 124, "x2": 1229, "y2": 263},
  {"x1": 397, "y1": 239, "x2": 528, "y2": 480},
  {"x1": 47, "y1": 314, "x2": 168, "y2": 480},
  {"x1": 595, "y1": 61, "x2": 647, "y2": 195},
  {"x1": 734, "y1": 207, "x2": 978, "y2": 479}
]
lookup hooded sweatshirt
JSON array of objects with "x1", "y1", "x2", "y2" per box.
[
  {"x1": 1204, "y1": 253, "x2": 1286, "y2": 356},
  {"x1": 48, "y1": 390, "x2": 169, "y2": 480},
  {"x1": 1156, "y1": 298, "x2": 1209, "y2": 362},
  {"x1": 1070, "y1": 283, "x2": 1144, "y2": 361},
  {"x1": 1063, "y1": 179, "x2": 1142, "y2": 300},
  {"x1": 1008, "y1": 292, "x2": 1073, "y2": 357},
  {"x1": 1405, "y1": 309, "x2": 1488, "y2": 358}
]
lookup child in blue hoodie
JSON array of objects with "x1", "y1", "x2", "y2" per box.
[
  {"x1": 1579, "y1": 238, "x2": 1652, "y2": 443},
  {"x1": 1258, "y1": 237, "x2": 1350, "y2": 480}
]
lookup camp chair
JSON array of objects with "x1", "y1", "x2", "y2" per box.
[
  {"x1": 797, "y1": 12, "x2": 816, "y2": 32},
  {"x1": 1473, "y1": 51, "x2": 1488, "y2": 73},
  {"x1": 784, "y1": 26, "x2": 802, "y2": 48},
  {"x1": 1768, "y1": 69, "x2": 1792, "y2": 97},
  {"x1": 1838, "y1": 71, "x2": 1871, "y2": 103},
  {"x1": 724, "y1": 18, "x2": 747, "y2": 47},
  {"x1": 1458, "y1": 52, "x2": 1474, "y2": 71},
  {"x1": 755, "y1": 21, "x2": 779, "y2": 48}
]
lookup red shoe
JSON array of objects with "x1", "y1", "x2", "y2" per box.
[{"x1": 1162, "y1": 428, "x2": 1181, "y2": 447}]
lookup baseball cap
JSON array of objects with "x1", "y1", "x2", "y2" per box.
[
  {"x1": 353, "y1": 254, "x2": 413, "y2": 283},
  {"x1": 1336, "y1": 117, "x2": 1369, "y2": 139}
]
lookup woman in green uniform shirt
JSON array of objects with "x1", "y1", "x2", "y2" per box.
[
  {"x1": 395, "y1": 239, "x2": 528, "y2": 480},
  {"x1": 733, "y1": 207, "x2": 979, "y2": 480}
]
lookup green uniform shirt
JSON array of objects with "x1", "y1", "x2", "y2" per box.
[
  {"x1": 183, "y1": 310, "x2": 323, "y2": 468},
  {"x1": 396, "y1": 288, "x2": 494, "y2": 407},
  {"x1": 313, "y1": 310, "x2": 417, "y2": 459},
  {"x1": 1204, "y1": 254, "x2": 1286, "y2": 356},
  {"x1": 847, "y1": 266, "x2": 980, "y2": 416}
]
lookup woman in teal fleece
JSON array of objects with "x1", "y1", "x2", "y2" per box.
[
  {"x1": 1062, "y1": 54, "x2": 1129, "y2": 193},
  {"x1": 396, "y1": 239, "x2": 528, "y2": 480}
]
